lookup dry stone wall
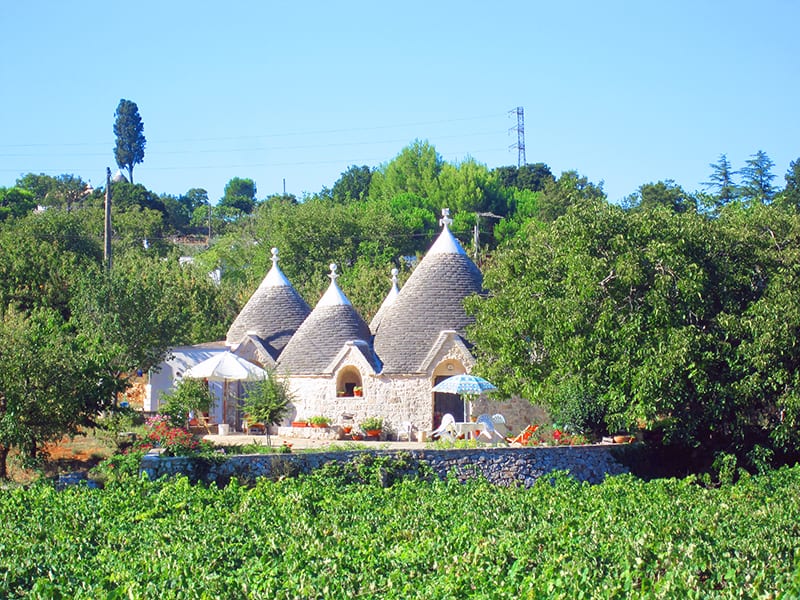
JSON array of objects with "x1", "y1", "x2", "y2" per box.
[{"x1": 140, "y1": 445, "x2": 629, "y2": 487}]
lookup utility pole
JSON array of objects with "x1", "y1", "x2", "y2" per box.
[
  {"x1": 473, "y1": 211, "x2": 503, "y2": 266},
  {"x1": 104, "y1": 167, "x2": 112, "y2": 271},
  {"x1": 509, "y1": 106, "x2": 526, "y2": 167},
  {"x1": 207, "y1": 201, "x2": 212, "y2": 248}
]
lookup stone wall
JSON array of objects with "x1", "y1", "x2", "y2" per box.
[
  {"x1": 140, "y1": 445, "x2": 629, "y2": 487},
  {"x1": 285, "y1": 372, "x2": 545, "y2": 441}
]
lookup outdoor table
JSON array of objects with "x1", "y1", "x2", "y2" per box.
[{"x1": 451, "y1": 421, "x2": 482, "y2": 439}]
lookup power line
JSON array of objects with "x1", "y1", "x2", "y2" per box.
[{"x1": 0, "y1": 113, "x2": 507, "y2": 150}]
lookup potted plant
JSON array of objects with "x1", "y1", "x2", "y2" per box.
[
  {"x1": 353, "y1": 386, "x2": 363, "y2": 397},
  {"x1": 360, "y1": 416, "x2": 383, "y2": 437},
  {"x1": 291, "y1": 419, "x2": 308, "y2": 428},
  {"x1": 309, "y1": 415, "x2": 330, "y2": 428}
]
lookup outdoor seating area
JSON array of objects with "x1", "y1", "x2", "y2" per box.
[{"x1": 430, "y1": 412, "x2": 510, "y2": 445}]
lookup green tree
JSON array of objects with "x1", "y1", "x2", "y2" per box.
[
  {"x1": 242, "y1": 369, "x2": 293, "y2": 446},
  {"x1": 15, "y1": 173, "x2": 56, "y2": 205},
  {"x1": 739, "y1": 150, "x2": 776, "y2": 204},
  {"x1": 113, "y1": 99, "x2": 146, "y2": 184},
  {"x1": 0, "y1": 210, "x2": 101, "y2": 315},
  {"x1": 467, "y1": 198, "x2": 794, "y2": 463},
  {"x1": 219, "y1": 177, "x2": 257, "y2": 214},
  {"x1": 625, "y1": 180, "x2": 695, "y2": 213},
  {"x1": 332, "y1": 165, "x2": 372, "y2": 203},
  {"x1": 536, "y1": 170, "x2": 606, "y2": 222},
  {"x1": 70, "y1": 253, "x2": 236, "y2": 379},
  {"x1": 0, "y1": 187, "x2": 36, "y2": 221},
  {"x1": 159, "y1": 378, "x2": 214, "y2": 428},
  {"x1": 0, "y1": 307, "x2": 119, "y2": 478},
  {"x1": 703, "y1": 153, "x2": 738, "y2": 209},
  {"x1": 48, "y1": 174, "x2": 91, "y2": 212},
  {"x1": 777, "y1": 157, "x2": 800, "y2": 211},
  {"x1": 494, "y1": 163, "x2": 554, "y2": 192},
  {"x1": 368, "y1": 140, "x2": 444, "y2": 206}
]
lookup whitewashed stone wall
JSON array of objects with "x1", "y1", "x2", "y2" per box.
[
  {"x1": 286, "y1": 372, "x2": 432, "y2": 435},
  {"x1": 284, "y1": 369, "x2": 548, "y2": 439}
]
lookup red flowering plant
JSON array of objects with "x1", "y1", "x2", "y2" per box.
[
  {"x1": 510, "y1": 424, "x2": 591, "y2": 446},
  {"x1": 144, "y1": 414, "x2": 215, "y2": 457}
]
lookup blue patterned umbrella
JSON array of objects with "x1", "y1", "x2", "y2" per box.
[
  {"x1": 432, "y1": 374, "x2": 497, "y2": 422},
  {"x1": 431, "y1": 374, "x2": 497, "y2": 395}
]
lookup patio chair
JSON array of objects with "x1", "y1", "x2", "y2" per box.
[
  {"x1": 430, "y1": 413, "x2": 456, "y2": 441},
  {"x1": 491, "y1": 413, "x2": 508, "y2": 436},
  {"x1": 397, "y1": 420, "x2": 414, "y2": 442},
  {"x1": 510, "y1": 424, "x2": 539, "y2": 446},
  {"x1": 476, "y1": 414, "x2": 509, "y2": 445}
]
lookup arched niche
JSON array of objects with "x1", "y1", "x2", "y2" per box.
[{"x1": 336, "y1": 366, "x2": 363, "y2": 397}]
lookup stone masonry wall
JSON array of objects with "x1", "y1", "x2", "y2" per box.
[
  {"x1": 285, "y1": 373, "x2": 548, "y2": 441},
  {"x1": 140, "y1": 445, "x2": 629, "y2": 488}
]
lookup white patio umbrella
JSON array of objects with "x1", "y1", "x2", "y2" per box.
[
  {"x1": 182, "y1": 351, "x2": 267, "y2": 382},
  {"x1": 431, "y1": 374, "x2": 497, "y2": 421},
  {"x1": 182, "y1": 352, "x2": 267, "y2": 428}
]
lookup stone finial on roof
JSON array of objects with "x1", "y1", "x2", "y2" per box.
[
  {"x1": 439, "y1": 207, "x2": 453, "y2": 229},
  {"x1": 370, "y1": 267, "x2": 401, "y2": 334},
  {"x1": 428, "y1": 207, "x2": 466, "y2": 256},
  {"x1": 317, "y1": 262, "x2": 351, "y2": 307},
  {"x1": 263, "y1": 247, "x2": 292, "y2": 287}
]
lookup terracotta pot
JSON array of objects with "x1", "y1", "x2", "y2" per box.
[
  {"x1": 613, "y1": 435, "x2": 633, "y2": 444},
  {"x1": 354, "y1": 390, "x2": 363, "y2": 397},
  {"x1": 365, "y1": 429, "x2": 381, "y2": 437},
  {"x1": 351, "y1": 433, "x2": 363, "y2": 440},
  {"x1": 342, "y1": 426, "x2": 352, "y2": 434},
  {"x1": 311, "y1": 423, "x2": 328, "y2": 428},
  {"x1": 292, "y1": 421, "x2": 308, "y2": 428}
]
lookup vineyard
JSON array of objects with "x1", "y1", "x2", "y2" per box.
[{"x1": 1, "y1": 458, "x2": 799, "y2": 599}]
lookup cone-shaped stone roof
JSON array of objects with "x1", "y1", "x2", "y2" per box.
[
  {"x1": 373, "y1": 209, "x2": 483, "y2": 374},
  {"x1": 225, "y1": 248, "x2": 311, "y2": 358},
  {"x1": 277, "y1": 264, "x2": 375, "y2": 375},
  {"x1": 369, "y1": 268, "x2": 400, "y2": 334}
]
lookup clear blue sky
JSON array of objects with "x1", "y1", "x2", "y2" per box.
[{"x1": 1, "y1": 1, "x2": 798, "y2": 205}]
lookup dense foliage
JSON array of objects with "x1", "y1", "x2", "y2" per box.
[
  {"x1": 0, "y1": 210, "x2": 237, "y2": 477},
  {"x1": 468, "y1": 197, "x2": 800, "y2": 467},
  {"x1": 3, "y1": 143, "x2": 800, "y2": 473},
  {"x1": 1, "y1": 466, "x2": 799, "y2": 598}
]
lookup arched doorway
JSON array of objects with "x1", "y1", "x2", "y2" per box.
[{"x1": 431, "y1": 360, "x2": 466, "y2": 428}]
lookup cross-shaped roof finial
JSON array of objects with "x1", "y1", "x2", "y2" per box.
[
  {"x1": 329, "y1": 263, "x2": 339, "y2": 283},
  {"x1": 439, "y1": 207, "x2": 453, "y2": 229},
  {"x1": 271, "y1": 247, "x2": 279, "y2": 267}
]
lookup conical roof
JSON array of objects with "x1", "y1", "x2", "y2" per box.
[
  {"x1": 225, "y1": 248, "x2": 311, "y2": 358},
  {"x1": 373, "y1": 209, "x2": 483, "y2": 374},
  {"x1": 277, "y1": 263, "x2": 375, "y2": 375},
  {"x1": 369, "y1": 268, "x2": 400, "y2": 334}
]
